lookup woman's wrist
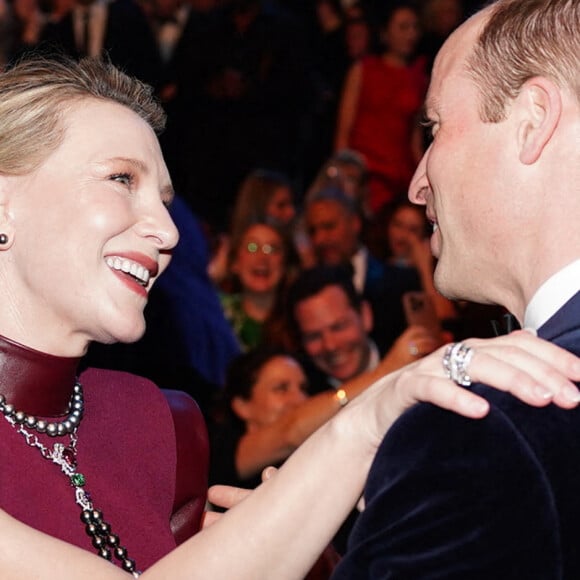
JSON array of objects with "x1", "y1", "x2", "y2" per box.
[{"x1": 335, "y1": 388, "x2": 349, "y2": 407}]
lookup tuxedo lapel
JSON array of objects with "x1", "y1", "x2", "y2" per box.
[{"x1": 537, "y1": 290, "x2": 580, "y2": 342}]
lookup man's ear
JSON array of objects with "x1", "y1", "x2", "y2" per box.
[{"x1": 516, "y1": 76, "x2": 562, "y2": 165}]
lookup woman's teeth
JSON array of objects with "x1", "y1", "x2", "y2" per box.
[{"x1": 106, "y1": 257, "x2": 151, "y2": 286}]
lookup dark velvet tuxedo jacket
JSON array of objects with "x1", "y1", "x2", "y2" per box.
[{"x1": 333, "y1": 290, "x2": 580, "y2": 579}]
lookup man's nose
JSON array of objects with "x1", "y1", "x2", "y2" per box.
[{"x1": 408, "y1": 147, "x2": 430, "y2": 205}]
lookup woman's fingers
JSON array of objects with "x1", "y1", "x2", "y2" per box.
[
  {"x1": 387, "y1": 331, "x2": 580, "y2": 421},
  {"x1": 465, "y1": 331, "x2": 580, "y2": 406},
  {"x1": 467, "y1": 348, "x2": 580, "y2": 407},
  {"x1": 391, "y1": 367, "x2": 489, "y2": 419},
  {"x1": 203, "y1": 471, "x2": 278, "y2": 529},
  {"x1": 201, "y1": 511, "x2": 221, "y2": 529},
  {"x1": 207, "y1": 484, "x2": 251, "y2": 511}
]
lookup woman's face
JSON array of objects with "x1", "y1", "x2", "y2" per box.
[
  {"x1": 234, "y1": 355, "x2": 308, "y2": 430},
  {"x1": 265, "y1": 186, "x2": 295, "y2": 226},
  {"x1": 2, "y1": 99, "x2": 178, "y2": 355},
  {"x1": 387, "y1": 205, "x2": 427, "y2": 259},
  {"x1": 232, "y1": 224, "x2": 285, "y2": 294},
  {"x1": 383, "y1": 7, "x2": 420, "y2": 60}
]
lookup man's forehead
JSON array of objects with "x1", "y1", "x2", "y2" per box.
[
  {"x1": 426, "y1": 8, "x2": 490, "y2": 112},
  {"x1": 308, "y1": 200, "x2": 348, "y2": 220},
  {"x1": 299, "y1": 285, "x2": 351, "y2": 312}
]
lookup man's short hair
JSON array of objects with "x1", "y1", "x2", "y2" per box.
[
  {"x1": 305, "y1": 185, "x2": 360, "y2": 217},
  {"x1": 467, "y1": 0, "x2": 580, "y2": 122}
]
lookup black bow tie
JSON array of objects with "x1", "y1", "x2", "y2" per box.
[{"x1": 491, "y1": 313, "x2": 520, "y2": 336}]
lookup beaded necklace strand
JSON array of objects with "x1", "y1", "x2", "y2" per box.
[{"x1": 0, "y1": 381, "x2": 141, "y2": 577}]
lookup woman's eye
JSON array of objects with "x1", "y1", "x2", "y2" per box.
[{"x1": 110, "y1": 173, "x2": 134, "y2": 186}]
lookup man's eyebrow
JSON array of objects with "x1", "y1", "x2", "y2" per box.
[{"x1": 423, "y1": 95, "x2": 440, "y2": 118}]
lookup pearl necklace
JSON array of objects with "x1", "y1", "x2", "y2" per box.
[
  {"x1": 0, "y1": 380, "x2": 83, "y2": 435},
  {"x1": 0, "y1": 381, "x2": 141, "y2": 577}
]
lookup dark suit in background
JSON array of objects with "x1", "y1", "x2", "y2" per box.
[{"x1": 40, "y1": 0, "x2": 161, "y2": 87}]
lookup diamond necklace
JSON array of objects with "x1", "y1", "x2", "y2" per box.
[{"x1": 0, "y1": 381, "x2": 141, "y2": 577}]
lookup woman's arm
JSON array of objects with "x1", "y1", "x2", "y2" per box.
[
  {"x1": 334, "y1": 61, "x2": 362, "y2": 151},
  {"x1": 3, "y1": 331, "x2": 580, "y2": 579},
  {"x1": 149, "y1": 331, "x2": 580, "y2": 580},
  {"x1": 0, "y1": 509, "x2": 129, "y2": 579}
]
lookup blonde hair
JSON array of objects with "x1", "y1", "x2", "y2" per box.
[
  {"x1": 467, "y1": 0, "x2": 580, "y2": 122},
  {"x1": 0, "y1": 55, "x2": 165, "y2": 176}
]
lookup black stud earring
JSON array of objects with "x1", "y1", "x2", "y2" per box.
[{"x1": 0, "y1": 234, "x2": 8, "y2": 245}]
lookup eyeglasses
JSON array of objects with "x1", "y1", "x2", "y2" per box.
[{"x1": 245, "y1": 241, "x2": 283, "y2": 255}]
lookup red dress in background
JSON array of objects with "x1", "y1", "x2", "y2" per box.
[{"x1": 349, "y1": 55, "x2": 427, "y2": 213}]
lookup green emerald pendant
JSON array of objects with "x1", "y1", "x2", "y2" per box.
[{"x1": 71, "y1": 473, "x2": 86, "y2": 487}]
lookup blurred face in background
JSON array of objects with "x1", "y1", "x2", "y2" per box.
[
  {"x1": 383, "y1": 6, "x2": 421, "y2": 61},
  {"x1": 388, "y1": 204, "x2": 428, "y2": 261},
  {"x1": 232, "y1": 355, "x2": 308, "y2": 430},
  {"x1": 345, "y1": 18, "x2": 371, "y2": 61},
  {"x1": 232, "y1": 224, "x2": 285, "y2": 295},
  {"x1": 295, "y1": 285, "x2": 372, "y2": 383},
  {"x1": 306, "y1": 199, "x2": 361, "y2": 265},
  {"x1": 266, "y1": 186, "x2": 296, "y2": 226}
]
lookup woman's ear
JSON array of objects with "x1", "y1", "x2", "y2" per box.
[
  {"x1": 0, "y1": 176, "x2": 15, "y2": 250},
  {"x1": 231, "y1": 396, "x2": 253, "y2": 422},
  {"x1": 516, "y1": 76, "x2": 562, "y2": 165}
]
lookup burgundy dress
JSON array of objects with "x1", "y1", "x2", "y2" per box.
[{"x1": 0, "y1": 335, "x2": 208, "y2": 572}]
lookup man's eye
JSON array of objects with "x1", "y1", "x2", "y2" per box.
[{"x1": 420, "y1": 119, "x2": 436, "y2": 144}]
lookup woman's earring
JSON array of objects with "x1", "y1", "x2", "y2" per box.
[{"x1": 0, "y1": 234, "x2": 8, "y2": 245}]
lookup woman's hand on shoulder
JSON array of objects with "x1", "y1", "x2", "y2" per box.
[{"x1": 341, "y1": 329, "x2": 580, "y2": 449}]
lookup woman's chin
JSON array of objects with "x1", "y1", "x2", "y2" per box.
[{"x1": 96, "y1": 319, "x2": 147, "y2": 346}]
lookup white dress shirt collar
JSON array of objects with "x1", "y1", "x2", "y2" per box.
[{"x1": 523, "y1": 259, "x2": 580, "y2": 330}]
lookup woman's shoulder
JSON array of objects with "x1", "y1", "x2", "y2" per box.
[{"x1": 79, "y1": 367, "x2": 168, "y2": 408}]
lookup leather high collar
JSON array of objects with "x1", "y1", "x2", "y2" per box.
[{"x1": 0, "y1": 334, "x2": 81, "y2": 417}]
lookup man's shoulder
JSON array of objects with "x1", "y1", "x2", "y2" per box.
[
  {"x1": 371, "y1": 386, "x2": 580, "y2": 483},
  {"x1": 337, "y1": 393, "x2": 580, "y2": 578}
]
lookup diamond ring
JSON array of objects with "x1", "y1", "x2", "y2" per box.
[{"x1": 442, "y1": 342, "x2": 474, "y2": 386}]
